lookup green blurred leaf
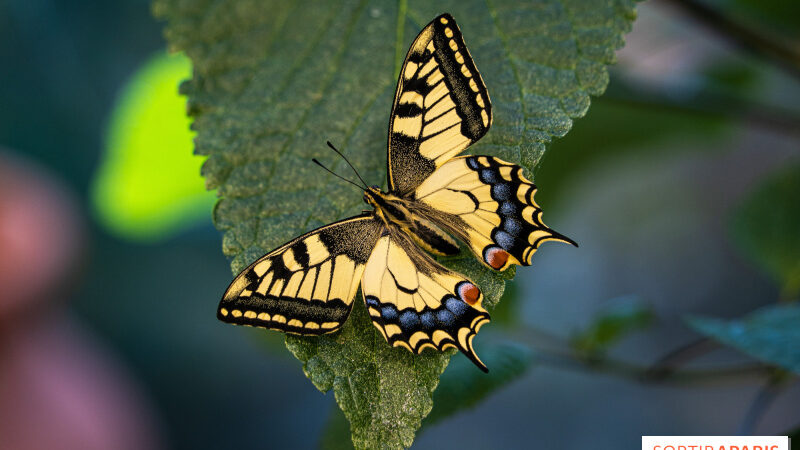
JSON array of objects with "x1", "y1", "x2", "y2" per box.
[
  {"x1": 91, "y1": 51, "x2": 215, "y2": 241},
  {"x1": 536, "y1": 95, "x2": 729, "y2": 207},
  {"x1": 423, "y1": 341, "x2": 534, "y2": 427},
  {"x1": 688, "y1": 304, "x2": 800, "y2": 374},
  {"x1": 154, "y1": 1, "x2": 638, "y2": 448},
  {"x1": 726, "y1": 0, "x2": 800, "y2": 39},
  {"x1": 731, "y1": 164, "x2": 800, "y2": 297},
  {"x1": 571, "y1": 296, "x2": 653, "y2": 356}
]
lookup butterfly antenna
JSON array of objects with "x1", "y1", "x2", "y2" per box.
[
  {"x1": 311, "y1": 158, "x2": 365, "y2": 191},
  {"x1": 326, "y1": 141, "x2": 369, "y2": 188}
]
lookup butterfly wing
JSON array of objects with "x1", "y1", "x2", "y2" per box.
[
  {"x1": 218, "y1": 215, "x2": 382, "y2": 334},
  {"x1": 361, "y1": 230, "x2": 490, "y2": 371},
  {"x1": 414, "y1": 155, "x2": 577, "y2": 271},
  {"x1": 387, "y1": 13, "x2": 492, "y2": 196}
]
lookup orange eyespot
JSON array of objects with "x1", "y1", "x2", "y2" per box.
[
  {"x1": 483, "y1": 246, "x2": 509, "y2": 270},
  {"x1": 457, "y1": 281, "x2": 481, "y2": 306}
]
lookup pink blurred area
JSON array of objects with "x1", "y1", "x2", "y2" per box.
[{"x1": 0, "y1": 152, "x2": 164, "y2": 450}]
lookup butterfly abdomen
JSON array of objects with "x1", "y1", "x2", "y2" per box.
[
  {"x1": 365, "y1": 188, "x2": 460, "y2": 257},
  {"x1": 407, "y1": 218, "x2": 460, "y2": 256}
]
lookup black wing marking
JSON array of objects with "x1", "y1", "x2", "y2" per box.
[
  {"x1": 387, "y1": 13, "x2": 492, "y2": 195},
  {"x1": 361, "y1": 229, "x2": 490, "y2": 371},
  {"x1": 413, "y1": 155, "x2": 576, "y2": 271},
  {"x1": 218, "y1": 214, "x2": 382, "y2": 335}
]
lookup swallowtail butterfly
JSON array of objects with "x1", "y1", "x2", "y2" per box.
[{"x1": 218, "y1": 13, "x2": 575, "y2": 371}]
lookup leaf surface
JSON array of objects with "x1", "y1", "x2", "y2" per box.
[
  {"x1": 153, "y1": 1, "x2": 639, "y2": 447},
  {"x1": 688, "y1": 305, "x2": 800, "y2": 374},
  {"x1": 571, "y1": 296, "x2": 653, "y2": 356}
]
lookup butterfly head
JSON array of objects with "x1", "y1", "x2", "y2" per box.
[{"x1": 363, "y1": 185, "x2": 382, "y2": 207}]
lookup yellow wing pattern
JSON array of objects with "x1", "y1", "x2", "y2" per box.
[
  {"x1": 218, "y1": 215, "x2": 381, "y2": 334},
  {"x1": 217, "y1": 13, "x2": 574, "y2": 373},
  {"x1": 387, "y1": 13, "x2": 492, "y2": 195},
  {"x1": 361, "y1": 230, "x2": 490, "y2": 371},
  {"x1": 414, "y1": 155, "x2": 577, "y2": 271}
]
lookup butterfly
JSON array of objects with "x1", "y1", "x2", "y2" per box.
[{"x1": 217, "y1": 13, "x2": 575, "y2": 372}]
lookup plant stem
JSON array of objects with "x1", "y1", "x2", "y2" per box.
[
  {"x1": 513, "y1": 327, "x2": 773, "y2": 386},
  {"x1": 645, "y1": 338, "x2": 720, "y2": 380},
  {"x1": 737, "y1": 373, "x2": 792, "y2": 435}
]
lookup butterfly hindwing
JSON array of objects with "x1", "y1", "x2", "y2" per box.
[
  {"x1": 414, "y1": 156, "x2": 577, "y2": 271},
  {"x1": 218, "y1": 215, "x2": 382, "y2": 334},
  {"x1": 361, "y1": 230, "x2": 491, "y2": 371},
  {"x1": 388, "y1": 13, "x2": 492, "y2": 195}
]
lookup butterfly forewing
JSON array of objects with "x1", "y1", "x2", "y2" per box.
[
  {"x1": 361, "y1": 230, "x2": 490, "y2": 371},
  {"x1": 414, "y1": 156, "x2": 577, "y2": 271},
  {"x1": 387, "y1": 13, "x2": 492, "y2": 195},
  {"x1": 218, "y1": 215, "x2": 382, "y2": 334}
]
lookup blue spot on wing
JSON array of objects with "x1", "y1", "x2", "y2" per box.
[
  {"x1": 494, "y1": 230, "x2": 515, "y2": 250},
  {"x1": 381, "y1": 304, "x2": 398, "y2": 321},
  {"x1": 480, "y1": 169, "x2": 500, "y2": 184},
  {"x1": 419, "y1": 311, "x2": 436, "y2": 332},
  {"x1": 500, "y1": 201, "x2": 518, "y2": 216},
  {"x1": 399, "y1": 310, "x2": 421, "y2": 330},
  {"x1": 436, "y1": 309, "x2": 455, "y2": 327},
  {"x1": 445, "y1": 296, "x2": 468, "y2": 315},
  {"x1": 504, "y1": 217, "x2": 524, "y2": 237},
  {"x1": 491, "y1": 183, "x2": 512, "y2": 201}
]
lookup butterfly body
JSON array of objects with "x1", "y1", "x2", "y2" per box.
[
  {"x1": 218, "y1": 13, "x2": 575, "y2": 372},
  {"x1": 364, "y1": 186, "x2": 460, "y2": 257}
]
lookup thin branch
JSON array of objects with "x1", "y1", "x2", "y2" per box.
[
  {"x1": 737, "y1": 374, "x2": 791, "y2": 435},
  {"x1": 645, "y1": 338, "x2": 720, "y2": 380},
  {"x1": 537, "y1": 347, "x2": 771, "y2": 386},
  {"x1": 512, "y1": 327, "x2": 774, "y2": 386},
  {"x1": 665, "y1": 0, "x2": 800, "y2": 79}
]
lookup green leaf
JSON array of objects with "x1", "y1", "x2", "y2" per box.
[
  {"x1": 688, "y1": 304, "x2": 800, "y2": 374},
  {"x1": 727, "y1": 0, "x2": 800, "y2": 39},
  {"x1": 90, "y1": 51, "x2": 215, "y2": 241},
  {"x1": 319, "y1": 341, "x2": 534, "y2": 449},
  {"x1": 153, "y1": 1, "x2": 639, "y2": 448},
  {"x1": 571, "y1": 296, "x2": 653, "y2": 356},
  {"x1": 423, "y1": 340, "x2": 534, "y2": 427},
  {"x1": 730, "y1": 164, "x2": 800, "y2": 297}
]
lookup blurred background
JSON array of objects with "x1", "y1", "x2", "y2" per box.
[{"x1": 1, "y1": 0, "x2": 798, "y2": 449}]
